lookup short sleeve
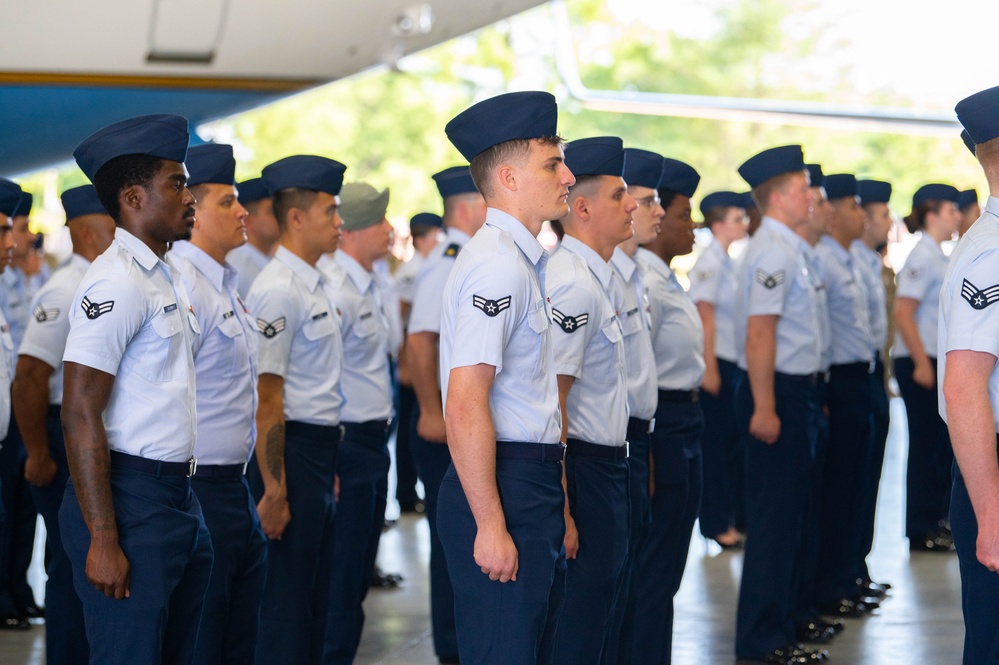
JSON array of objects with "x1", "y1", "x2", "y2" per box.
[
  {"x1": 945, "y1": 249, "x2": 999, "y2": 358},
  {"x1": 409, "y1": 259, "x2": 451, "y2": 335},
  {"x1": 687, "y1": 253, "x2": 720, "y2": 305},
  {"x1": 747, "y1": 254, "x2": 793, "y2": 317},
  {"x1": 446, "y1": 257, "x2": 525, "y2": 373},
  {"x1": 896, "y1": 253, "x2": 931, "y2": 301},
  {"x1": 63, "y1": 276, "x2": 145, "y2": 376},
  {"x1": 547, "y1": 274, "x2": 598, "y2": 378},
  {"x1": 19, "y1": 284, "x2": 72, "y2": 370},
  {"x1": 247, "y1": 281, "x2": 303, "y2": 378}
]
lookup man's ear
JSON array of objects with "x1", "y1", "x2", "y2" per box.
[
  {"x1": 571, "y1": 192, "x2": 589, "y2": 221},
  {"x1": 497, "y1": 164, "x2": 518, "y2": 193},
  {"x1": 120, "y1": 184, "x2": 145, "y2": 213}
]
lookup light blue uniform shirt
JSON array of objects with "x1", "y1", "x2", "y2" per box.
[
  {"x1": 688, "y1": 239, "x2": 739, "y2": 363},
  {"x1": 440, "y1": 208, "x2": 561, "y2": 444},
  {"x1": 938, "y1": 196, "x2": 999, "y2": 428},
  {"x1": 851, "y1": 240, "x2": 888, "y2": 354},
  {"x1": 638, "y1": 247, "x2": 706, "y2": 391},
  {"x1": 318, "y1": 251, "x2": 393, "y2": 423},
  {"x1": 172, "y1": 241, "x2": 259, "y2": 466},
  {"x1": 0, "y1": 306, "x2": 12, "y2": 440},
  {"x1": 247, "y1": 245, "x2": 344, "y2": 427},
  {"x1": 1, "y1": 266, "x2": 42, "y2": 352},
  {"x1": 63, "y1": 228, "x2": 200, "y2": 462},
  {"x1": 610, "y1": 247, "x2": 658, "y2": 421},
  {"x1": 226, "y1": 242, "x2": 271, "y2": 298},
  {"x1": 734, "y1": 217, "x2": 824, "y2": 376},
  {"x1": 547, "y1": 236, "x2": 628, "y2": 447},
  {"x1": 409, "y1": 228, "x2": 472, "y2": 336},
  {"x1": 815, "y1": 236, "x2": 874, "y2": 365},
  {"x1": 895, "y1": 232, "x2": 949, "y2": 359},
  {"x1": 800, "y1": 240, "x2": 832, "y2": 372},
  {"x1": 395, "y1": 252, "x2": 425, "y2": 308}
]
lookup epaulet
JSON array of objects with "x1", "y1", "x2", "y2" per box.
[{"x1": 444, "y1": 243, "x2": 461, "y2": 258}]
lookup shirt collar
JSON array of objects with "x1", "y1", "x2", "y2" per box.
[
  {"x1": 560, "y1": 234, "x2": 614, "y2": 289},
  {"x1": 68, "y1": 253, "x2": 92, "y2": 271},
  {"x1": 333, "y1": 250, "x2": 373, "y2": 293},
  {"x1": 819, "y1": 235, "x2": 852, "y2": 264},
  {"x1": 918, "y1": 230, "x2": 946, "y2": 258},
  {"x1": 274, "y1": 245, "x2": 323, "y2": 292},
  {"x1": 484, "y1": 208, "x2": 546, "y2": 267},
  {"x1": 170, "y1": 241, "x2": 226, "y2": 292},
  {"x1": 115, "y1": 227, "x2": 163, "y2": 272},
  {"x1": 445, "y1": 227, "x2": 472, "y2": 246},
  {"x1": 610, "y1": 246, "x2": 639, "y2": 282},
  {"x1": 707, "y1": 237, "x2": 731, "y2": 264},
  {"x1": 984, "y1": 196, "x2": 999, "y2": 220},
  {"x1": 761, "y1": 215, "x2": 803, "y2": 251}
]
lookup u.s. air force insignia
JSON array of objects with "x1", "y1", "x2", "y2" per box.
[
  {"x1": 256, "y1": 317, "x2": 286, "y2": 338},
  {"x1": 961, "y1": 279, "x2": 999, "y2": 310},
  {"x1": 551, "y1": 308, "x2": 588, "y2": 333},
  {"x1": 472, "y1": 295, "x2": 511, "y2": 317},
  {"x1": 444, "y1": 243, "x2": 461, "y2": 258},
  {"x1": 33, "y1": 304, "x2": 60, "y2": 323},
  {"x1": 81, "y1": 297, "x2": 114, "y2": 320},
  {"x1": 755, "y1": 269, "x2": 785, "y2": 290}
]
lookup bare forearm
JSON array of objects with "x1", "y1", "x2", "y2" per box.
[
  {"x1": 946, "y1": 354, "x2": 999, "y2": 527},
  {"x1": 254, "y1": 379, "x2": 286, "y2": 494},
  {"x1": 895, "y1": 300, "x2": 929, "y2": 363},
  {"x1": 12, "y1": 364, "x2": 51, "y2": 460},
  {"x1": 408, "y1": 333, "x2": 442, "y2": 415},
  {"x1": 62, "y1": 407, "x2": 116, "y2": 541},
  {"x1": 746, "y1": 319, "x2": 777, "y2": 411},
  {"x1": 698, "y1": 302, "x2": 719, "y2": 375}
]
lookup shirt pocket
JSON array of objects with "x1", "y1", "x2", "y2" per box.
[
  {"x1": 525, "y1": 299, "x2": 551, "y2": 380},
  {"x1": 354, "y1": 310, "x2": 381, "y2": 338},
  {"x1": 589, "y1": 316, "x2": 624, "y2": 385},
  {"x1": 135, "y1": 310, "x2": 185, "y2": 383},
  {"x1": 303, "y1": 311, "x2": 336, "y2": 341},
  {"x1": 216, "y1": 315, "x2": 251, "y2": 377}
]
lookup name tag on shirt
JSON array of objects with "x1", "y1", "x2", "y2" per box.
[
  {"x1": 312, "y1": 311, "x2": 329, "y2": 321},
  {"x1": 222, "y1": 310, "x2": 235, "y2": 320},
  {"x1": 164, "y1": 303, "x2": 178, "y2": 313}
]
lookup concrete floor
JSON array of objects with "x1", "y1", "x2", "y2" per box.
[{"x1": 0, "y1": 397, "x2": 966, "y2": 663}]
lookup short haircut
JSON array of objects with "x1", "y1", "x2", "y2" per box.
[
  {"x1": 188, "y1": 183, "x2": 210, "y2": 205},
  {"x1": 568, "y1": 174, "x2": 601, "y2": 200},
  {"x1": 702, "y1": 205, "x2": 729, "y2": 226},
  {"x1": 92, "y1": 154, "x2": 165, "y2": 223},
  {"x1": 272, "y1": 187, "x2": 319, "y2": 229},
  {"x1": 442, "y1": 191, "x2": 481, "y2": 219},
  {"x1": 750, "y1": 170, "x2": 801, "y2": 212},
  {"x1": 468, "y1": 136, "x2": 564, "y2": 198},
  {"x1": 657, "y1": 188, "x2": 681, "y2": 212}
]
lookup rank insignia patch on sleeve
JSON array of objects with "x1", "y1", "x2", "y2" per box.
[
  {"x1": 444, "y1": 243, "x2": 461, "y2": 258},
  {"x1": 551, "y1": 308, "x2": 589, "y2": 333},
  {"x1": 755, "y1": 269, "x2": 785, "y2": 289},
  {"x1": 33, "y1": 304, "x2": 60, "y2": 323},
  {"x1": 961, "y1": 279, "x2": 999, "y2": 310},
  {"x1": 256, "y1": 317, "x2": 286, "y2": 338},
  {"x1": 81, "y1": 297, "x2": 114, "y2": 320},
  {"x1": 472, "y1": 294, "x2": 511, "y2": 317}
]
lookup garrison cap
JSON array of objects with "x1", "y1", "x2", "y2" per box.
[
  {"x1": 823, "y1": 174, "x2": 858, "y2": 200},
  {"x1": 186, "y1": 144, "x2": 236, "y2": 186},
  {"x1": 563, "y1": 137, "x2": 625, "y2": 177},
  {"x1": 410, "y1": 212, "x2": 443, "y2": 229},
  {"x1": 12, "y1": 192, "x2": 32, "y2": 217},
  {"x1": 912, "y1": 183, "x2": 959, "y2": 208},
  {"x1": 659, "y1": 158, "x2": 700, "y2": 198},
  {"x1": 961, "y1": 129, "x2": 977, "y2": 155},
  {"x1": 0, "y1": 180, "x2": 22, "y2": 217},
  {"x1": 957, "y1": 189, "x2": 979, "y2": 210},
  {"x1": 622, "y1": 148, "x2": 664, "y2": 189},
  {"x1": 699, "y1": 191, "x2": 745, "y2": 218},
  {"x1": 432, "y1": 166, "x2": 478, "y2": 199},
  {"x1": 445, "y1": 91, "x2": 558, "y2": 162},
  {"x1": 955, "y1": 85, "x2": 999, "y2": 145},
  {"x1": 339, "y1": 182, "x2": 390, "y2": 231},
  {"x1": 236, "y1": 178, "x2": 270, "y2": 204},
  {"x1": 738, "y1": 145, "x2": 806, "y2": 188},
  {"x1": 74, "y1": 114, "x2": 190, "y2": 183},
  {"x1": 262, "y1": 155, "x2": 346, "y2": 197},
  {"x1": 806, "y1": 164, "x2": 824, "y2": 188},
  {"x1": 61, "y1": 185, "x2": 108, "y2": 221},
  {"x1": 857, "y1": 180, "x2": 892, "y2": 205}
]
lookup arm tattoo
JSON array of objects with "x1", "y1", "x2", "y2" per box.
[{"x1": 265, "y1": 423, "x2": 285, "y2": 483}]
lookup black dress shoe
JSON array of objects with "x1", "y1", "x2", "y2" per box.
[
  {"x1": 21, "y1": 604, "x2": 44, "y2": 619},
  {"x1": 815, "y1": 617, "x2": 845, "y2": 634},
  {"x1": 737, "y1": 648, "x2": 808, "y2": 664},
  {"x1": 370, "y1": 569, "x2": 403, "y2": 589},
  {"x1": 819, "y1": 596, "x2": 875, "y2": 618},
  {"x1": 796, "y1": 622, "x2": 836, "y2": 643},
  {"x1": 399, "y1": 499, "x2": 426, "y2": 514},
  {"x1": 785, "y1": 643, "x2": 829, "y2": 661},
  {"x1": 848, "y1": 593, "x2": 881, "y2": 610},
  {"x1": 856, "y1": 580, "x2": 888, "y2": 598},
  {"x1": 0, "y1": 616, "x2": 30, "y2": 630}
]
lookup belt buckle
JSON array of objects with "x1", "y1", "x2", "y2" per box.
[
  {"x1": 557, "y1": 443, "x2": 566, "y2": 462},
  {"x1": 647, "y1": 418, "x2": 656, "y2": 434},
  {"x1": 242, "y1": 461, "x2": 248, "y2": 476},
  {"x1": 623, "y1": 441, "x2": 630, "y2": 459},
  {"x1": 187, "y1": 457, "x2": 198, "y2": 478},
  {"x1": 868, "y1": 359, "x2": 876, "y2": 375}
]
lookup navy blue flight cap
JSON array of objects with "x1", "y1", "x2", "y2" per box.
[
  {"x1": 186, "y1": 144, "x2": 236, "y2": 187},
  {"x1": 236, "y1": 178, "x2": 270, "y2": 204},
  {"x1": 659, "y1": 158, "x2": 700, "y2": 198},
  {"x1": 61, "y1": 185, "x2": 108, "y2": 221},
  {"x1": 961, "y1": 129, "x2": 977, "y2": 156},
  {"x1": 912, "y1": 183, "x2": 959, "y2": 208},
  {"x1": 563, "y1": 136, "x2": 625, "y2": 178},
  {"x1": 956, "y1": 85, "x2": 999, "y2": 145},
  {"x1": 699, "y1": 191, "x2": 745, "y2": 217},
  {"x1": 857, "y1": 180, "x2": 892, "y2": 205},
  {"x1": 805, "y1": 164, "x2": 824, "y2": 188},
  {"x1": 262, "y1": 155, "x2": 347, "y2": 197},
  {"x1": 432, "y1": 166, "x2": 478, "y2": 199},
  {"x1": 622, "y1": 148, "x2": 664, "y2": 189},
  {"x1": 410, "y1": 212, "x2": 443, "y2": 229},
  {"x1": 74, "y1": 114, "x2": 190, "y2": 183},
  {"x1": 823, "y1": 174, "x2": 857, "y2": 200},
  {"x1": 0, "y1": 179, "x2": 22, "y2": 217},
  {"x1": 957, "y1": 189, "x2": 979, "y2": 210},
  {"x1": 12, "y1": 192, "x2": 32, "y2": 217},
  {"x1": 445, "y1": 91, "x2": 559, "y2": 162},
  {"x1": 740, "y1": 191, "x2": 757, "y2": 210},
  {"x1": 738, "y1": 145, "x2": 806, "y2": 188}
]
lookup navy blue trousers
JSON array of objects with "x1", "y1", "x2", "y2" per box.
[
  {"x1": 248, "y1": 421, "x2": 339, "y2": 665},
  {"x1": 698, "y1": 358, "x2": 744, "y2": 538},
  {"x1": 856, "y1": 356, "x2": 890, "y2": 582},
  {"x1": 952, "y1": 457, "x2": 999, "y2": 665},
  {"x1": 60, "y1": 466, "x2": 214, "y2": 665},
  {"x1": 324, "y1": 420, "x2": 391, "y2": 665},
  {"x1": 550, "y1": 449, "x2": 629, "y2": 664},
  {"x1": 0, "y1": 413, "x2": 38, "y2": 617},
  {"x1": 631, "y1": 398, "x2": 704, "y2": 665},
  {"x1": 601, "y1": 423, "x2": 652, "y2": 665},
  {"x1": 409, "y1": 404, "x2": 458, "y2": 661},
  {"x1": 28, "y1": 409, "x2": 87, "y2": 665},
  {"x1": 815, "y1": 364, "x2": 872, "y2": 603},
  {"x1": 735, "y1": 372, "x2": 819, "y2": 660},
  {"x1": 895, "y1": 357, "x2": 953, "y2": 540},
  {"x1": 191, "y1": 474, "x2": 267, "y2": 665},
  {"x1": 438, "y1": 457, "x2": 565, "y2": 665},
  {"x1": 793, "y1": 377, "x2": 827, "y2": 628},
  {"x1": 395, "y1": 385, "x2": 421, "y2": 509}
]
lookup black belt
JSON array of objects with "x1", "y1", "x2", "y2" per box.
[
  {"x1": 47, "y1": 405, "x2": 62, "y2": 419},
  {"x1": 830, "y1": 361, "x2": 875, "y2": 376},
  {"x1": 110, "y1": 450, "x2": 197, "y2": 478},
  {"x1": 495, "y1": 441, "x2": 565, "y2": 462},
  {"x1": 775, "y1": 371, "x2": 822, "y2": 386},
  {"x1": 285, "y1": 420, "x2": 344, "y2": 442},
  {"x1": 566, "y1": 438, "x2": 629, "y2": 460},
  {"x1": 658, "y1": 389, "x2": 699, "y2": 404},
  {"x1": 628, "y1": 417, "x2": 655, "y2": 434},
  {"x1": 192, "y1": 462, "x2": 247, "y2": 479},
  {"x1": 342, "y1": 419, "x2": 392, "y2": 434}
]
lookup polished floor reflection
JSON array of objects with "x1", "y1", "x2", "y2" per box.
[{"x1": 0, "y1": 398, "x2": 964, "y2": 663}]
